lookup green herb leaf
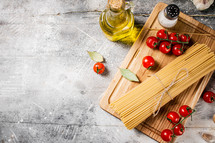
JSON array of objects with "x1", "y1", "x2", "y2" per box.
[
  {"x1": 120, "y1": 68, "x2": 139, "y2": 82},
  {"x1": 87, "y1": 51, "x2": 104, "y2": 62}
]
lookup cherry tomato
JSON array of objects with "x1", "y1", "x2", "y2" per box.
[
  {"x1": 203, "y1": 91, "x2": 214, "y2": 103},
  {"x1": 142, "y1": 56, "x2": 155, "y2": 69},
  {"x1": 146, "y1": 36, "x2": 159, "y2": 49},
  {"x1": 157, "y1": 29, "x2": 168, "y2": 40},
  {"x1": 179, "y1": 105, "x2": 192, "y2": 117},
  {"x1": 93, "y1": 62, "x2": 105, "y2": 74},
  {"x1": 169, "y1": 33, "x2": 180, "y2": 44},
  {"x1": 180, "y1": 34, "x2": 190, "y2": 43},
  {"x1": 172, "y1": 44, "x2": 184, "y2": 56},
  {"x1": 161, "y1": 129, "x2": 173, "y2": 142},
  {"x1": 167, "y1": 111, "x2": 180, "y2": 124},
  {"x1": 172, "y1": 123, "x2": 185, "y2": 136},
  {"x1": 159, "y1": 41, "x2": 171, "y2": 54}
]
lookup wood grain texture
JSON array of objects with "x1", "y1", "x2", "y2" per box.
[{"x1": 100, "y1": 2, "x2": 215, "y2": 143}]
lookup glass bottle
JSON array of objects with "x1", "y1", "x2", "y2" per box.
[
  {"x1": 99, "y1": 0, "x2": 134, "y2": 41},
  {"x1": 158, "y1": 4, "x2": 180, "y2": 28}
]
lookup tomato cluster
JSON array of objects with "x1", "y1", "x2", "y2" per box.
[
  {"x1": 202, "y1": 91, "x2": 215, "y2": 103},
  {"x1": 146, "y1": 29, "x2": 191, "y2": 56},
  {"x1": 161, "y1": 105, "x2": 194, "y2": 142}
]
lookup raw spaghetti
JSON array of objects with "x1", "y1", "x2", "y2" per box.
[{"x1": 110, "y1": 43, "x2": 215, "y2": 130}]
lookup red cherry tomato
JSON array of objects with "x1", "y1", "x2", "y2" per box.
[
  {"x1": 159, "y1": 41, "x2": 171, "y2": 54},
  {"x1": 167, "y1": 111, "x2": 180, "y2": 124},
  {"x1": 169, "y1": 33, "x2": 179, "y2": 44},
  {"x1": 179, "y1": 105, "x2": 192, "y2": 117},
  {"x1": 93, "y1": 62, "x2": 105, "y2": 74},
  {"x1": 172, "y1": 123, "x2": 185, "y2": 136},
  {"x1": 161, "y1": 129, "x2": 173, "y2": 142},
  {"x1": 142, "y1": 56, "x2": 155, "y2": 69},
  {"x1": 157, "y1": 29, "x2": 168, "y2": 40},
  {"x1": 203, "y1": 91, "x2": 214, "y2": 103},
  {"x1": 146, "y1": 36, "x2": 159, "y2": 49},
  {"x1": 172, "y1": 44, "x2": 184, "y2": 56},
  {"x1": 180, "y1": 34, "x2": 190, "y2": 43}
]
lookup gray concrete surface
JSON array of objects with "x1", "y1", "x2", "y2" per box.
[{"x1": 0, "y1": 0, "x2": 214, "y2": 143}]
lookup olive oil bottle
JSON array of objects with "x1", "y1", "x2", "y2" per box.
[{"x1": 99, "y1": 0, "x2": 134, "y2": 41}]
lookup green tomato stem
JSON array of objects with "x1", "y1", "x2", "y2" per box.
[
  {"x1": 169, "y1": 109, "x2": 195, "y2": 140},
  {"x1": 171, "y1": 109, "x2": 196, "y2": 131},
  {"x1": 158, "y1": 37, "x2": 189, "y2": 44},
  {"x1": 96, "y1": 67, "x2": 102, "y2": 74},
  {"x1": 147, "y1": 66, "x2": 152, "y2": 70}
]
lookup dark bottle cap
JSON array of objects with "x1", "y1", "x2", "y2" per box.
[{"x1": 164, "y1": 4, "x2": 180, "y2": 20}]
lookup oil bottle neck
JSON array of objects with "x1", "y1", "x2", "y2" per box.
[
  {"x1": 106, "y1": 0, "x2": 127, "y2": 28},
  {"x1": 106, "y1": 8, "x2": 127, "y2": 28},
  {"x1": 108, "y1": 0, "x2": 125, "y2": 12}
]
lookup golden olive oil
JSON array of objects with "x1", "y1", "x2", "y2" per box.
[{"x1": 99, "y1": 0, "x2": 134, "y2": 41}]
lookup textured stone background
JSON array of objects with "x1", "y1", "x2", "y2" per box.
[{"x1": 0, "y1": 0, "x2": 214, "y2": 143}]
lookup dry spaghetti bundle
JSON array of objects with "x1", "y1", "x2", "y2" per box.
[{"x1": 110, "y1": 44, "x2": 215, "y2": 130}]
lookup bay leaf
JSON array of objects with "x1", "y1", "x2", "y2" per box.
[
  {"x1": 120, "y1": 68, "x2": 139, "y2": 82},
  {"x1": 87, "y1": 51, "x2": 104, "y2": 62}
]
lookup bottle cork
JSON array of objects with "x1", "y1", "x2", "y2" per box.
[{"x1": 108, "y1": 0, "x2": 125, "y2": 11}]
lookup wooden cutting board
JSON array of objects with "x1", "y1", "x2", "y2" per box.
[{"x1": 100, "y1": 2, "x2": 215, "y2": 143}]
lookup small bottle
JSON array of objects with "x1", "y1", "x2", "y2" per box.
[
  {"x1": 158, "y1": 4, "x2": 180, "y2": 28},
  {"x1": 99, "y1": 0, "x2": 134, "y2": 41}
]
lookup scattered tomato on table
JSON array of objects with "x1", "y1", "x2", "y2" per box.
[
  {"x1": 93, "y1": 62, "x2": 105, "y2": 74},
  {"x1": 87, "y1": 51, "x2": 106, "y2": 75},
  {"x1": 142, "y1": 56, "x2": 155, "y2": 69},
  {"x1": 202, "y1": 91, "x2": 215, "y2": 103}
]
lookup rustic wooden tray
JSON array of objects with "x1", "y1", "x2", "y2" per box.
[{"x1": 100, "y1": 2, "x2": 215, "y2": 143}]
